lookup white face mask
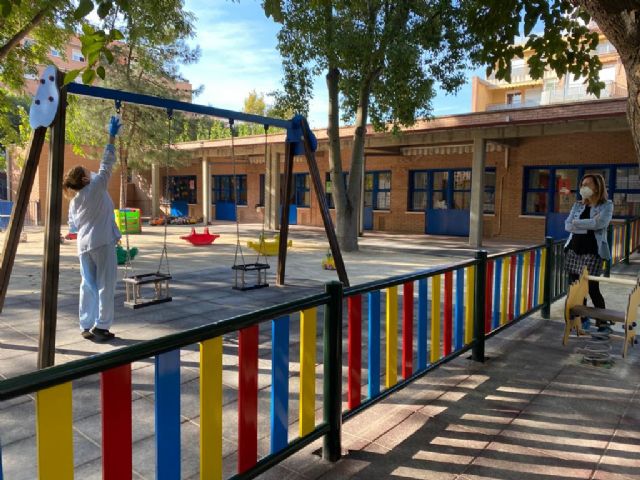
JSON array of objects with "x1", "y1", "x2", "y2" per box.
[{"x1": 580, "y1": 186, "x2": 594, "y2": 199}]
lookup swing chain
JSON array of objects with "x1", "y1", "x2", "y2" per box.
[
  {"x1": 157, "y1": 109, "x2": 173, "y2": 276},
  {"x1": 231, "y1": 119, "x2": 246, "y2": 269},
  {"x1": 255, "y1": 125, "x2": 269, "y2": 266}
]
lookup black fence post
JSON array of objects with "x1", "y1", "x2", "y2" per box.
[
  {"x1": 605, "y1": 225, "x2": 613, "y2": 277},
  {"x1": 624, "y1": 219, "x2": 631, "y2": 265},
  {"x1": 323, "y1": 281, "x2": 343, "y2": 462},
  {"x1": 542, "y1": 236, "x2": 553, "y2": 319},
  {"x1": 472, "y1": 250, "x2": 487, "y2": 363}
]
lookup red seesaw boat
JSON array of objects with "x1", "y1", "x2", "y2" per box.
[{"x1": 180, "y1": 227, "x2": 220, "y2": 246}]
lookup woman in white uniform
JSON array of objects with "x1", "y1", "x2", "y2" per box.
[{"x1": 63, "y1": 116, "x2": 123, "y2": 341}]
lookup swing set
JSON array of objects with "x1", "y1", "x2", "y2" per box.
[{"x1": 0, "y1": 65, "x2": 349, "y2": 368}]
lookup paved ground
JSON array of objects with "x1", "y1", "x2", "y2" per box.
[{"x1": 0, "y1": 224, "x2": 638, "y2": 479}]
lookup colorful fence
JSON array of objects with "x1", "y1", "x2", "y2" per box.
[
  {"x1": 0, "y1": 239, "x2": 571, "y2": 479},
  {"x1": 608, "y1": 217, "x2": 640, "y2": 270}
]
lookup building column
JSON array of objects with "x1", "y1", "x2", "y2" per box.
[
  {"x1": 201, "y1": 155, "x2": 210, "y2": 225},
  {"x1": 265, "y1": 146, "x2": 280, "y2": 230},
  {"x1": 469, "y1": 136, "x2": 486, "y2": 248},
  {"x1": 151, "y1": 162, "x2": 160, "y2": 217}
]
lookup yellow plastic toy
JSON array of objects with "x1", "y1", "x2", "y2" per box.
[
  {"x1": 322, "y1": 250, "x2": 336, "y2": 270},
  {"x1": 247, "y1": 233, "x2": 292, "y2": 256}
]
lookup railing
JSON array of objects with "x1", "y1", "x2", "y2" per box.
[
  {"x1": 606, "y1": 216, "x2": 640, "y2": 275},
  {"x1": 0, "y1": 238, "x2": 574, "y2": 479}
]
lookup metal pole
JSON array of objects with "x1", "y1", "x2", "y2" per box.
[
  {"x1": 276, "y1": 143, "x2": 294, "y2": 285},
  {"x1": 604, "y1": 224, "x2": 613, "y2": 277},
  {"x1": 624, "y1": 219, "x2": 631, "y2": 265},
  {"x1": 542, "y1": 236, "x2": 553, "y2": 319},
  {"x1": 472, "y1": 250, "x2": 486, "y2": 362},
  {"x1": 38, "y1": 71, "x2": 67, "y2": 369},
  {"x1": 323, "y1": 281, "x2": 343, "y2": 462}
]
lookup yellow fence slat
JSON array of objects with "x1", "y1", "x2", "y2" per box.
[
  {"x1": 299, "y1": 307, "x2": 317, "y2": 437},
  {"x1": 464, "y1": 266, "x2": 474, "y2": 345},
  {"x1": 200, "y1": 337, "x2": 223, "y2": 480},
  {"x1": 36, "y1": 382, "x2": 73, "y2": 480},
  {"x1": 386, "y1": 286, "x2": 398, "y2": 388}
]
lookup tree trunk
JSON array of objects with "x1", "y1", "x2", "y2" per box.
[
  {"x1": 326, "y1": 67, "x2": 353, "y2": 250},
  {"x1": 0, "y1": 7, "x2": 52, "y2": 61},
  {"x1": 578, "y1": 1, "x2": 640, "y2": 166}
]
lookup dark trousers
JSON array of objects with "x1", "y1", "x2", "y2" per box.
[{"x1": 568, "y1": 272, "x2": 606, "y2": 315}]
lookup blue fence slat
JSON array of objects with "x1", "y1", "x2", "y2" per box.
[
  {"x1": 533, "y1": 249, "x2": 541, "y2": 306},
  {"x1": 155, "y1": 349, "x2": 181, "y2": 480},
  {"x1": 417, "y1": 279, "x2": 428, "y2": 371},
  {"x1": 454, "y1": 269, "x2": 464, "y2": 350},
  {"x1": 492, "y1": 259, "x2": 502, "y2": 330},
  {"x1": 270, "y1": 315, "x2": 290, "y2": 454},
  {"x1": 515, "y1": 254, "x2": 523, "y2": 317},
  {"x1": 368, "y1": 290, "x2": 381, "y2": 398}
]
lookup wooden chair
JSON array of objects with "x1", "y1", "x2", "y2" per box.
[{"x1": 564, "y1": 267, "x2": 639, "y2": 357}]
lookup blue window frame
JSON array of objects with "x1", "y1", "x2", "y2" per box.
[
  {"x1": 522, "y1": 164, "x2": 640, "y2": 217},
  {"x1": 365, "y1": 171, "x2": 391, "y2": 210},
  {"x1": 409, "y1": 168, "x2": 495, "y2": 214},
  {"x1": 294, "y1": 173, "x2": 310, "y2": 207},
  {"x1": 325, "y1": 172, "x2": 349, "y2": 209},
  {"x1": 213, "y1": 175, "x2": 247, "y2": 205}
]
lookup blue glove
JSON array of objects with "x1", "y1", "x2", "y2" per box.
[{"x1": 109, "y1": 115, "x2": 122, "y2": 137}]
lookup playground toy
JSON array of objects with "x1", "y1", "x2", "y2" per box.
[
  {"x1": 564, "y1": 267, "x2": 639, "y2": 357},
  {"x1": 247, "y1": 233, "x2": 292, "y2": 257},
  {"x1": 231, "y1": 123, "x2": 270, "y2": 290},
  {"x1": 121, "y1": 105, "x2": 172, "y2": 309},
  {"x1": 322, "y1": 250, "x2": 336, "y2": 270},
  {"x1": 181, "y1": 227, "x2": 220, "y2": 246},
  {"x1": 29, "y1": 65, "x2": 59, "y2": 129},
  {"x1": 116, "y1": 244, "x2": 138, "y2": 265}
]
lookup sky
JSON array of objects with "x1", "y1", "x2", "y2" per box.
[{"x1": 180, "y1": 0, "x2": 480, "y2": 129}]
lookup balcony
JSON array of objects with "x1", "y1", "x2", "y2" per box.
[{"x1": 486, "y1": 80, "x2": 627, "y2": 111}]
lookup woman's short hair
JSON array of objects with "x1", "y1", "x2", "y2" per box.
[
  {"x1": 63, "y1": 166, "x2": 88, "y2": 194},
  {"x1": 581, "y1": 173, "x2": 608, "y2": 204}
]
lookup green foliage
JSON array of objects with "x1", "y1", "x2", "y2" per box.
[
  {"x1": 460, "y1": 0, "x2": 605, "y2": 96},
  {"x1": 269, "y1": 0, "x2": 471, "y2": 132},
  {"x1": 65, "y1": 0, "x2": 200, "y2": 182}
]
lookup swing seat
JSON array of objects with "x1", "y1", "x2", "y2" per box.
[
  {"x1": 232, "y1": 263, "x2": 270, "y2": 291},
  {"x1": 123, "y1": 272, "x2": 172, "y2": 309},
  {"x1": 116, "y1": 244, "x2": 138, "y2": 265},
  {"x1": 181, "y1": 227, "x2": 220, "y2": 246},
  {"x1": 247, "y1": 234, "x2": 292, "y2": 256}
]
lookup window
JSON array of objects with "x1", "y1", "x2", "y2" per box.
[
  {"x1": 71, "y1": 49, "x2": 85, "y2": 62},
  {"x1": 614, "y1": 166, "x2": 640, "y2": 217},
  {"x1": 23, "y1": 38, "x2": 35, "y2": 48},
  {"x1": 50, "y1": 47, "x2": 61, "y2": 57},
  {"x1": 365, "y1": 171, "x2": 391, "y2": 210},
  {"x1": 167, "y1": 175, "x2": 197, "y2": 204},
  {"x1": 408, "y1": 169, "x2": 495, "y2": 214},
  {"x1": 325, "y1": 172, "x2": 348, "y2": 209},
  {"x1": 258, "y1": 174, "x2": 265, "y2": 206},
  {"x1": 507, "y1": 91, "x2": 522, "y2": 105},
  {"x1": 294, "y1": 173, "x2": 310, "y2": 207},
  {"x1": 213, "y1": 175, "x2": 247, "y2": 205},
  {"x1": 522, "y1": 164, "x2": 639, "y2": 217}
]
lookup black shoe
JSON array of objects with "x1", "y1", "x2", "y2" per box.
[
  {"x1": 81, "y1": 329, "x2": 94, "y2": 339},
  {"x1": 91, "y1": 327, "x2": 115, "y2": 342}
]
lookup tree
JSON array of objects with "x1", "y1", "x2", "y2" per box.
[
  {"x1": 66, "y1": 0, "x2": 199, "y2": 208},
  {"x1": 460, "y1": 0, "x2": 640, "y2": 166},
  {"x1": 266, "y1": 1, "x2": 471, "y2": 251}
]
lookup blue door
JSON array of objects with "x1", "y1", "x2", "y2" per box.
[
  {"x1": 278, "y1": 205, "x2": 297, "y2": 226},
  {"x1": 425, "y1": 209, "x2": 470, "y2": 236},
  {"x1": 363, "y1": 207, "x2": 373, "y2": 230},
  {"x1": 213, "y1": 175, "x2": 236, "y2": 221},
  {"x1": 545, "y1": 212, "x2": 570, "y2": 240}
]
